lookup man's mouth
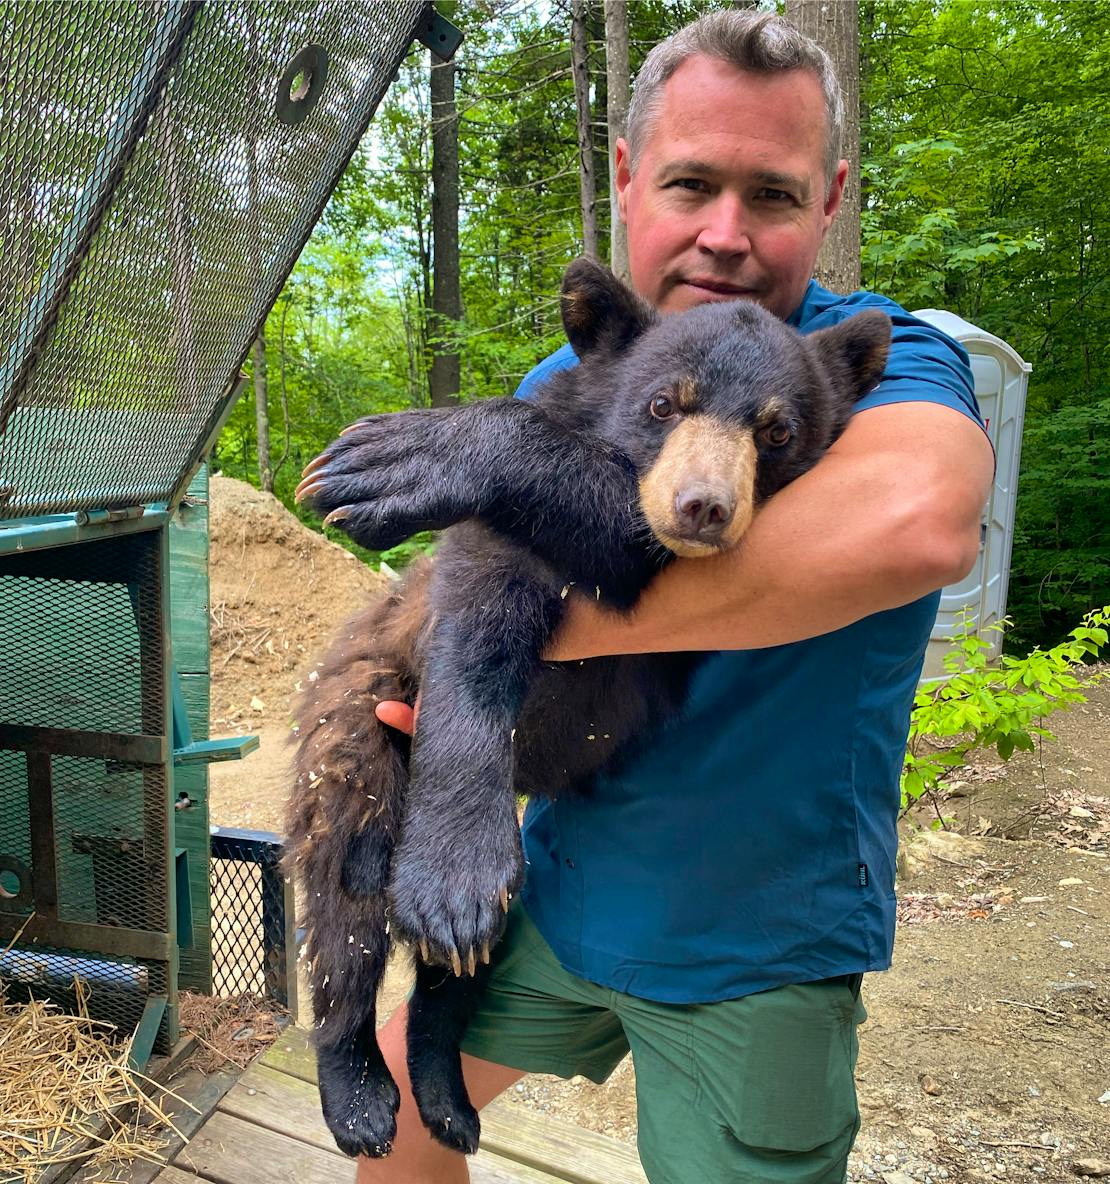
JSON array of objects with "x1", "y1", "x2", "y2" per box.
[{"x1": 681, "y1": 277, "x2": 757, "y2": 299}]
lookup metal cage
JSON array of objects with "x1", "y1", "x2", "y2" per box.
[{"x1": 0, "y1": 0, "x2": 441, "y2": 1055}]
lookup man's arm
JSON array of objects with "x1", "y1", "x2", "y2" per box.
[{"x1": 545, "y1": 401, "x2": 994, "y2": 659}]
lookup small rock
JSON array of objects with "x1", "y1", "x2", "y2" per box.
[
  {"x1": 1097, "y1": 1089, "x2": 1110, "y2": 1104},
  {"x1": 250, "y1": 695, "x2": 265, "y2": 712},
  {"x1": 910, "y1": 1125, "x2": 938, "y2": 1147},
  {"x1": 1040, "y1": 1131, "x2": 1060, "y2": 1148},
  {"x1": 1068, "y1": 806, "x2": 1096, "y2": 819},
  {"x1": 883, "y1": 1172, "x2": 916, "y2": 1184},
  {"x1": 1020, "y1": 895, "x2": 1050, "y2": 904},
  {"x1": 1058, "y1": 877, "x2": 1085, "y2": 886},
  {"x1": 920, "y1": 1074, "x2": 942, "y2": 1096},
  {"x1": 1072, "y1": 1160, "x2": 1110, "y2": 1178}
]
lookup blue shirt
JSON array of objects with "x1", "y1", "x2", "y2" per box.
[{"x1": 516, "y1": 280, "x2": 983, "y2": 1003}]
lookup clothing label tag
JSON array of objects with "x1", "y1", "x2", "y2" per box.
[{"x1": 857, "y1": 863, "x2": 869, "y2": 888}]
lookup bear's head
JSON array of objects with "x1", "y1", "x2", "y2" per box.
[{"x1": 560, "y1": 258, "x2": 891, "y2": 559}]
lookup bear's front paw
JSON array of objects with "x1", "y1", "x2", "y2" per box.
[
  {"x1": 294, "y1": 413, "x2": 472, "y2": 549},
  {"x1": 389, "y1": 814, "x2": 524, "y2": 974}
]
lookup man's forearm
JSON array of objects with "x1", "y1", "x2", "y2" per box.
[{"x1": 546, "y1": 402, "x2": 994, "y2": 659}]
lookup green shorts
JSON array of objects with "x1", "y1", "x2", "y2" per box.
[{"x1": 460, "y1": 904, "x2": 867, "y2": 1184}]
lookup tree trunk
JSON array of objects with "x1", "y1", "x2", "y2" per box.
[
  {"x1": 252, "y1": 331, "x2": 272, "y2": 492},
  {"x1": 429, "y1": 50, "x2": 461, "y2": 407},
  {"x1": 571, "y1": 0, "x2": 599, "y2": 260},
  {"x1": 785, "y1": 0, "x2": 861, "y2": 293},
  {"x1": 590, "y1": 4, "x2": 609, "y2": 250},
  {"x1": 603, "y1": 0, "x2": 630, "y2": 283}
]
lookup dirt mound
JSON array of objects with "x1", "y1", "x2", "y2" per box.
[{"x1": 208, "y1": 475, "x2": 385, "y2": 729}]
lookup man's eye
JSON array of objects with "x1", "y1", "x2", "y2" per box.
[
  {"x1": 757, "y1": 188, "x2": 794, "y2": 203},
  {"x1": 650, "y1": 395, "x2": 676, "y2": 420},
  {"x1": 668, "y1": 177, "x2": 708, "y2": 193},
  {"x1": 760, "y1": 423, "x2": 792, "y2": 446}
]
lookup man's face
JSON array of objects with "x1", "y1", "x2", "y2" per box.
[{"x1": 616, "y1": 55, "x2": 848, "y2": 320}]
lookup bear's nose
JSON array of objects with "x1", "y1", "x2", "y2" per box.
[{"x1": 674, "y1": 486, "x2": 734, "y2": 541}]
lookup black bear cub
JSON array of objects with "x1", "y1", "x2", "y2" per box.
[{"x1": 287, "y1": 259, "x2": 890, "y2": 1160}]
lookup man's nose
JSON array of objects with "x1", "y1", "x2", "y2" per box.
[{"x1": 695, "y1": 196, "x2": 751, "y2": 257}]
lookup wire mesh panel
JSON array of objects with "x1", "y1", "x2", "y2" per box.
[
  {"x1": 0, "y1": 0, "x2": 426, "y2": 517},
  {"x1": 0, "y1": 529, "x2": 176, "y2": 1048},
  {"x1": 210, "y1": 828, "x2": 295, "y2": 1009},
  {"x1": 0, "y1": 945, "x2": 164, "y2": 1038},
  {"x1": 0, "y1": 750, "x2": 30, "y2": 906},
  {"x1": 0, "y1": 544, "x2": 163, "y2": 734}
]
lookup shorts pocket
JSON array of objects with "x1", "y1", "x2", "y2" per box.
[{"x1": 694, "y1": 981, "x2": 862, "y2": 1153}]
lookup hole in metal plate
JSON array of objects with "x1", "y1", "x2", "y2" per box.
[{"x1": 275, "y1": 44, "x2": 328, "y2": 127}]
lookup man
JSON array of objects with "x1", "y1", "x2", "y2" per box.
[{"x1": 364, "y1": 10, "x2": 993, "y2": 1183}]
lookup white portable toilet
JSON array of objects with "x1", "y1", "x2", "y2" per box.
[{"x1": 911, "y1": 310, "x2": 1032, "y2": 680}]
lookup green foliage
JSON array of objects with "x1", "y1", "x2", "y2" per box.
[
  {"x1": 862, "y1": 0, "x2": 1110, "y2": 648},
  {"x1": 901, "y1": 606, "x2": 1110, "y2": 819}
]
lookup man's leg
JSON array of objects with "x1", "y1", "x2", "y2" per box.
[
  {"x1": 357, "y1": 903, "x2": 629, "y2": 1184},
  {"x1": 619, "y1": 976, "x2": 867, "y2": 1184},
  {"x1": 356, "y1": 1001, "x2": 524, "y2": 1184}
]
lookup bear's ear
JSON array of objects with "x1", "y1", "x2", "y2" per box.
[
  {"x1": 806, "y1": 309, "x2": 892, "y2": 402},
  {"x1": 560, "y1": 257, "x2": 656, "y2": 358}
]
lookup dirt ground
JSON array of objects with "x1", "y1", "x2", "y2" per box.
[{"x1": 206, "y1": 477, "x2": 1109, "y2": 1184}]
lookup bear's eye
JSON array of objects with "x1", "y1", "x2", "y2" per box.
[
  {"x1": 649, "y1": 395, "x2": 676, "y2": 420},
  {"x1": 761, "y1": 423, "x2": 792, "y2": 447}
]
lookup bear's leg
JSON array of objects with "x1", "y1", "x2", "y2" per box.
[
  {"x1": 297, "y1": 398, "x2": 658, "y2": 607},
  {"x1": 389, "y1": 546, "x2": 564, "y2": 971},
  {"x1": 305, "y1": 870, "x2": 400, "y2": 1158},
  {"x1": 293, "y1": 741, "x2": 409, "y2": 1158},
  {"x1": 316, "y1": 1008, "x2": 401, "y2": 1158},
  {"x1": 406, "y1": 956, "x2": 492, "y2": 1153}
]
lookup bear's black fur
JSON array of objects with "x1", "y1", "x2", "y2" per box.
[{"x1": 287, "y1": 259, "x2": 890, "y2": 1159}]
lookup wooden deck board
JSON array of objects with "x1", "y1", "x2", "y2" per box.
[
  {"x1": 147, "y1": 1025, "x2": 645, "y2": 1184},
  {"x1": 214, "y1": 1064, "x2": 564, "y2": 1184},
  {"x1": 256, "y1": 1026, "x2": 647, "y2": 1184}
]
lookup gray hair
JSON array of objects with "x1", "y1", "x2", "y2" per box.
[{"x1": 626, "y1": 9, "x2": 845, "y2": 190}]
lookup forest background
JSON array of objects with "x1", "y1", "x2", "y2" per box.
[{"x1": 214, "y1": 0, "x2": 1110, "y2": 653}]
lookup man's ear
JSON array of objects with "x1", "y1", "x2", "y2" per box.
[
  {"x1": 806, "y1": 310, "x2": 892, "y2": 402},
  {"x1": 560, "y1": 257, "x2": 656, "y2": 358}
]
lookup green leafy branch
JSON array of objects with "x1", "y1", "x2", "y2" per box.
[{"x1": 901, "y1": 606, "x2": 1110, "y2": 821}]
